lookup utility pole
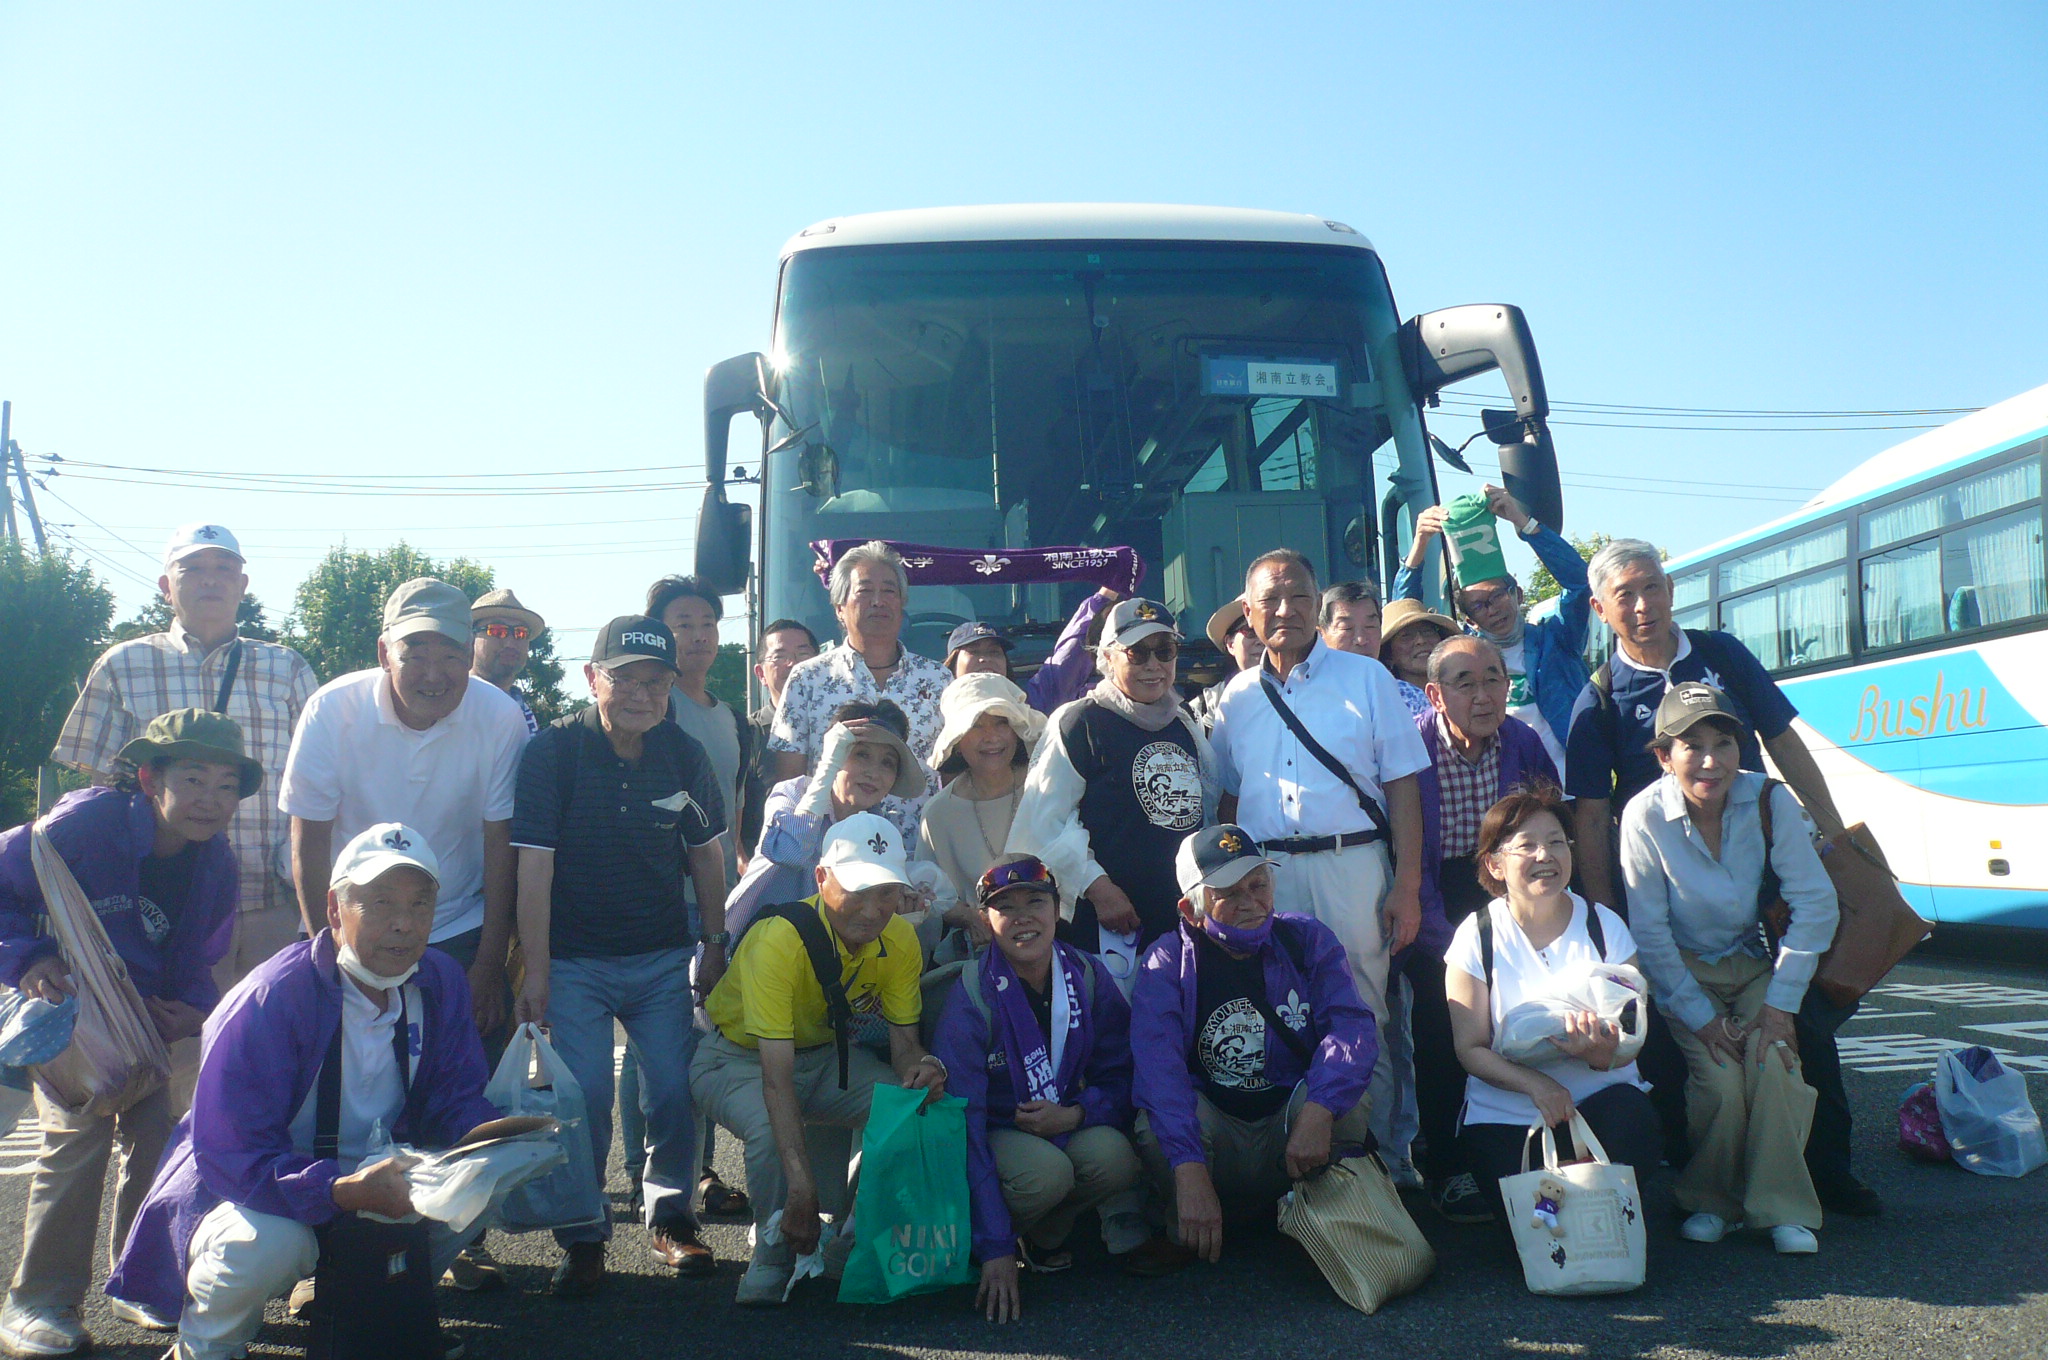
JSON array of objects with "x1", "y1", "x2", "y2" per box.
[
  {"x1": 4, "y1": 402, "x2": 46, "y2": 552},
  {"x1": 0, "y1": 402, "x2": 16, "y2": 544}
]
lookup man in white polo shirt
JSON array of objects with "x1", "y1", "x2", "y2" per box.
[
  {"x1": 1208, "y1": 549, "x2": 1430, "y2": 1154},
  {"x1": 280, "y1": 577, "x2": 528, "y2": 1042}
]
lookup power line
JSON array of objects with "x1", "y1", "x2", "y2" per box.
[
  {"x1": 47, "y1": 455, "x2": 705, "y2": 483},
  {"x1": 1436, "y1": 396, "x2": 1981, "y2": 418}
]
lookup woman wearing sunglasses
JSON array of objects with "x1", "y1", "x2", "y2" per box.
[
  {"x1": 931, "y1": 855, "x2": 1145, "y2": 1321},
  {"x1": 1009, "y1": 599, "x2": 1219, "y2": 954}
]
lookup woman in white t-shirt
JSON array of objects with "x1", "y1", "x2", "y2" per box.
[{"x1": 1444, "y1": 786, "x2": 1662, "y2": 1219}]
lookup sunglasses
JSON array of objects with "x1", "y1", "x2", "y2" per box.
[
  {"x1": 473, "y1": 622, "x2": 531, "y2": 641},
  {"x1": 977, "y1": 856, "x2": 1058, "y2": 905},
  {"x1": 1122, "y1": 640, "x2": 1180, "y2": 665}
]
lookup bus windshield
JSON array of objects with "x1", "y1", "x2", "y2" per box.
[{"x1": 760, "y1": 240, "x2": 1425, "y2": 659}]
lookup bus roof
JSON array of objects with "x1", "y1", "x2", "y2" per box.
[
  {"x1": 780, "y1": 204, "x2": 1377, "y2": 258},
  {"x1": 1666, "y1": 380, "x2": 2048, "y2": 571}
]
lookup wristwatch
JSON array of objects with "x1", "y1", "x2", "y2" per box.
[{"x1": 702, "y1": 931, "x2": 732, "y2": 948}]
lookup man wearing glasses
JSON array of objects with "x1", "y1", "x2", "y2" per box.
[
  {"x1": 511, "y1": 616, "x2": 731, "y2": 1296},
  {"x1": 470, "y1": 588, "x2": 546, "y2": 735}
]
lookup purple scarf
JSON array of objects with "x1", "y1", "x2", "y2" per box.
[
  {"x1": 811, "y1": 539, "x2": 1144, "y2": 594},
  {"x1": 982, "y1": 943, "x2": 1091, "y2": 1145}
]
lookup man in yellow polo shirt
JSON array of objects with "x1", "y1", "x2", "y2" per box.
[{"x1": 692, "y1": 812, "x2": 948, "y2": 1306}]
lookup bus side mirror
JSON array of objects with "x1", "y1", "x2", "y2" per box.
[
  {"x1": 1399, "y1": 304, "x2": 1563, "y2": 530},
  {"x1": 695, "y1": 352, "x2": 768, "y2": 595}
]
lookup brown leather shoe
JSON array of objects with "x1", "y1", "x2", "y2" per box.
[
  {"x1": 1120, "y1": 1236, "x2": 1198, "y2": 1277},
  {"x1": 649, "y1": 1224, "x2": 717, "y2": 1277},
  {"x1": 550, "y1": 1241, "x2": 606, "y2": 1298}
]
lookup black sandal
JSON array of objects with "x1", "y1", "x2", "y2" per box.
[
  {"x1": 1016, "y1": 1237, "x2": 1073, "y2": 1273},
  {"x1": 699, "y1": 1175, "x2": 750, "y2": 1218}
]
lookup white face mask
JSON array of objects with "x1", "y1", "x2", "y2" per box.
[{"x1": 336, "y1": 940, "x2": 419, "y2": 992}]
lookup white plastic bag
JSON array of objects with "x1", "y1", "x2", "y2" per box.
[
  {"x1": 1935, "y1": 1046, "x2": 2048, "y2": 1178},
  {"x1": 406, "y1": 1139, "x2": 566, "y2": 1236},
  {"x1": 484, "y1": 1024, "x2": 606, "y2": 1232},
  {"x1": 1494, "y1": 961, "x2": 1649, "y2": 1067},
  {"x1": 1498, "y1": 1115, "x2": 1646, "y2": 1296}
]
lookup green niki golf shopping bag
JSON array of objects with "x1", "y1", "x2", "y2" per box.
[{"x1": 838, "y1": 1084, "x2": 974, "y2": 1303}]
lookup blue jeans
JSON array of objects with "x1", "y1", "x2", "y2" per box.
[{"x1": 546, "y1": 948, "x2": 699, "y2": 1245}]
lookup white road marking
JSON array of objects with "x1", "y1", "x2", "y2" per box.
[
  {"x1": 1838, "y1": 1032, "x2": 2048, "y2": 1075},
  {"x1": 1868, "y1": 982, "x2": 2048, "y2": 1009}
]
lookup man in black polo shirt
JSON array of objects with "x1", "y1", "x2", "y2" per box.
[{"x1": 512, "y1": 616, "x2": 732, "y2": 1296}]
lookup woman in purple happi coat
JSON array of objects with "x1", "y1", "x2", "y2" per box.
[
  {"x1": 0, "y1": 710, "x2": 257, "y2": 1357},
  {"x1": 930, "y1": 854, "x2": 1143, "y2": 1323}
]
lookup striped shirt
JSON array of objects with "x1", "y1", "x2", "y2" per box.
[
  {"x1": 53, "y1": 630, "x2": 319, "y2": 915},
  {"x1": 1432, "y1": 712, "x2": 1502, "y2": 858}
]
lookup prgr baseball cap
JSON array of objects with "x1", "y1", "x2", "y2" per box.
[{"x1": 590, "y1": 615, "x2": 677, "y2": 671}]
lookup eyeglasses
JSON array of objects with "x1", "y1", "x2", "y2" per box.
[
  {"x1": 473, "y1": 622, "x2": 531, "y2": 641},
  {"x1": 598, "y1": 671, "x2": 671, "y2": 698},
  {"x1": 977, "y1": 856, "x2": 1058, "y2": 904},
  {"x1": 1121, "y1": 640, "x2": 1179, "y2": 665},
  {"x1": 1459, "y1": 587, "x2": 1516, "y2": 612}
]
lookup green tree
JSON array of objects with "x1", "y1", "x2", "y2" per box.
[
  {"x1": 0, "y1": 544, "x2": 114, "y2": 826},
  {"x1": 707, "y1": 642, "x2": 750, "y2": 713},
  {"x1": 1525, "y1": 532, "x2": 1667, "y2": 606},
  {"x1": 110, "y1": 593, "x2": 279, "y2": 644},
  {"x1": 279, "y1": 542, "x2": 574, "y2": 720}
]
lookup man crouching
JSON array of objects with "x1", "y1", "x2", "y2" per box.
[
  {"x1": 107, "y1": 823, "x2": 501, "y2": 1360},
  {"x1": 1129, "y1": 825, "x2": 1379, "y2": 1272}
]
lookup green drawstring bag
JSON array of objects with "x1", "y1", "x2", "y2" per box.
[
  {"x1": 1441, "y1": 492, "x2": 1510, "y2": 590},
  {"x1": 837, "y1": 1084, "x2": 974, "y2": 1304}
]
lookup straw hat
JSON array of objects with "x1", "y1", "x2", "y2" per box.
[
  {"x1": 929, "y1": 672, "x2": 1045, "y2": 769},
  {"x1": 1377, "y1": 598, "x2": 1460, "y2": 655},
  {"x1": 1205, "y1": 595, "x2": 1250, "y2": 652}
]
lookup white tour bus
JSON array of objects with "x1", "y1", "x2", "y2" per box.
[
  {"x1": 691, "y1": 203, "x2": 1562, "y2": 684},
  {"x1": 1661, "y1": 382, "x2": 2048, "y2": 935}
]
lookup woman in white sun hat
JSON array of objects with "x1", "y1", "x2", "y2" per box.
[{"x1": 920, "y1": 674, "x2": 1047, "y2": 946}]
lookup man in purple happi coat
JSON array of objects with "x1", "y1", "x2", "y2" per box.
[
  {"x1": 1129, "y1": 825, "x2": 1378, "y2": 1274},
  {"x1": 108, "y1": 823, "x2": 500, "y2": 1360}
]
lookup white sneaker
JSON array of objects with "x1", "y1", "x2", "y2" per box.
[
  {"x1": 734, "y1": 1256, "x2": 793, "y2": 1307},
  {"x1": 1771, "y1": 1224, "x2": 1819, "y2": 1254},
  {"x1": 109, "y1": 1298, "x2": 178, "y2": 1331},
  {"x1": 1680, "y1": 1212, "x2": 1739, "y2": 1243},
  {"x1": 0, "y1": 1303, "x2": 89, "y2": 1358}
]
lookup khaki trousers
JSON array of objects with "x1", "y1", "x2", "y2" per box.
[
  {"x1": 1269, "y1": 841, "x2": 1395, "y2": 1150},
  {"x1": 167, "y1": 903, "x2": 309, "y2": 1113},
  {"x1": 988, "y1": 1124, "x2": 1141, "y2": 1251},
  {"x1": 1669, "y1": 951, "x2": 1822, "y2": 1229},
  {"x1": 690, "y1": 1033, "x2": 889, "y2": 1254},
  {"x1": 1135, "y1": 1084, "x2": 1374, "y2": 1240},
  {"x1": 7, "y1": 1085, "x2": 173, "y2": 1309}
]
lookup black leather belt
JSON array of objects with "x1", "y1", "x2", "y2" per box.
[{"x1": 1258, "y1": 828, "x2": 1383, "y2": 855}]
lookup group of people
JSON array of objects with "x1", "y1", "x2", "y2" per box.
[{"x1": 0, "y1": 485, "x2": 1879, "y2": 1354}]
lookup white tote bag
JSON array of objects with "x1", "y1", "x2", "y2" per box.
[{"x1": 1498, "y1": 1114, "x2": 1646, "y2": 1296}]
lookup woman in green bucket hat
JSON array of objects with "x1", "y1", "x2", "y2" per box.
[{"x1": 0, "y1": 708, "x2": 259, "y2": 1353}]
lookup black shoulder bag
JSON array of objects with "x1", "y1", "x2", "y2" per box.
[
  {"x1": 305, "y1": 988, "x2": 438, "y2": 1360},
  {"x1": 761, "y1": 901, "x2": 857, "y2": 1089},
  {"x1": 1256, "y1": 675, "x2": 1392, "y2": 849}
]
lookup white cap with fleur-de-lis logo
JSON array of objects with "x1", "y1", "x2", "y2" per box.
[
  {"x1": 163, "y1": 522, "x2": 245, "y2": 568},
  {"x1": 818, "y1": 812, "x2": 912, "y2": 893},
  {"x1": 330, "y1": 821, "x2": 442, "y2": 891}
]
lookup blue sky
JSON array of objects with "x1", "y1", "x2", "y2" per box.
[{"x1": 3, "y1": 3, "x2": 2044, "y2": 672}]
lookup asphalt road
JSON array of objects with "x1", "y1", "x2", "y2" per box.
[{"x1": 6, "y1": 949, "x2": 2047, "y2": 1360}]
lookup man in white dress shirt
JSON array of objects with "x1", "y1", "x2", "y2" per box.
[{"x1": 1208, "y1": 550, "x2": 1429, "y2": 1141}]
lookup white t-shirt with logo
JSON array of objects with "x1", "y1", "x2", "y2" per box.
[{"x1": 1443, "y1": 894, "x2": 1648, "y2": 1128}]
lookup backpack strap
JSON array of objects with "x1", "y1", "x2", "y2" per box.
[
  {"x1": 762, "y1": 901, "x2": 855, "y2": 1089},
  {"x1": 1584, "y1": 899, "x2": 1608, "y2": 960},
  {"x1": 1477, "y1": 903, "x2": 1496, "y2": 989}
]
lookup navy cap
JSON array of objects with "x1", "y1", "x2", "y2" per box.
[
  {"x1": 591, "y1": 615, "x2": 677, "y2": 671},
  {"x1": 946, "y1": 620, "x2": 1015, "y2": 659},
  {"x1": 1174, "y1": 824, "x2": 1275, "y2": 899}
]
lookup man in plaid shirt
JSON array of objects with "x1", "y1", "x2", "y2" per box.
[
  {"x1": 1404, "y1": 633, "x2": 1559, "y2": 1222},
  {"x1": 53, "y1": 523, "x2": 318, "y2": 988}
]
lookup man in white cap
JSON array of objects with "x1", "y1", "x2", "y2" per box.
[
  {"x1": 108, "y1": 823, "x2": 505, "y2": 1360},
  {"x1": 54, "y1": 522, "x2": 319, "y2": 988},
  {"x1": 469, "y1": 587, "x2": 546, "y2": 736},
  {"x1": 691, "y1": 813, "x2": 949, "y2": 1306},
  {"x1": 280, "y1": 578, "x2": 528, "y2": 1040}
]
